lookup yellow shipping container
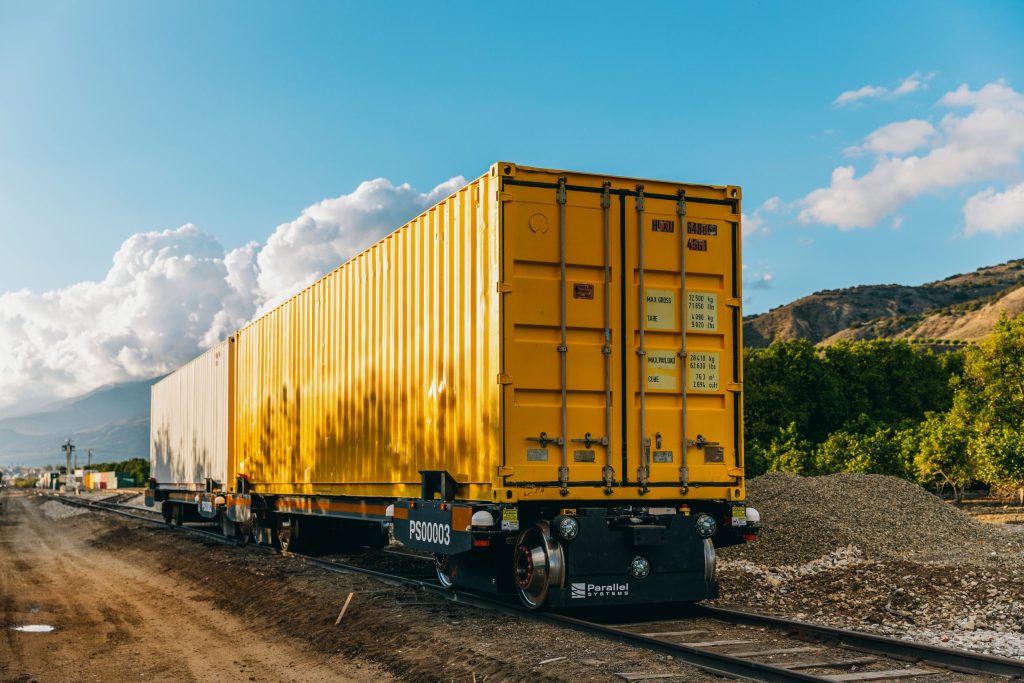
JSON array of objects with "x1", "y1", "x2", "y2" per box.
[{"x1": 233, "y1": 163, "x2": 742, "y2": 504}]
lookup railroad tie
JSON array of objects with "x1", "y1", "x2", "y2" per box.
[{"x1": 823, "y1": 669, "x2": 937, "y2": 682}]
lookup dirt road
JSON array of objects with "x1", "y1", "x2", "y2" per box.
[{"x1": 0, "y1": 491, "x2": 391, "y2": 683}]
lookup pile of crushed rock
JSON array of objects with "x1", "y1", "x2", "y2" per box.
[
  {"x1": 40, "y1": 499, "x2": 89, "y2": 521},
  {"x1": 715, "y1": 473, "x2": 1024, "y2": 658},
  {"x1": 721, "y1": 472, "x2": 1024, "y2": 567}
]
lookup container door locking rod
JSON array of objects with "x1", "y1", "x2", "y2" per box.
[
  {"x1": 635, "y1": 185, "x2": 650, "y2": 493},
  {"x1": 600, "y1": 181, "x2": 615, "y2": 492},
  {"x1": 677, "y1": 189, "x2": 690, "y2": 491},
  {"x1": 556, "y1": 177, "x2": 570, "y2": 495}
]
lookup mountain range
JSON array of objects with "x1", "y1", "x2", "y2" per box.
[
  {"x1": 743, "y1": 258, "x2": 1024, "y2": 348},
  {"x1": 0, "y1": 378, "x2": 158, "y2": 467}
]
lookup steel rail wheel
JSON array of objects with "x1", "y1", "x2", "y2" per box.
[
  {"x1": 435, "y1": 553, "x2": 455, "y2": 589},
  {"x1": 703, "y1": 538, "x2": 717, "y2": 582},
  {"x1": 512, "y1": 522, "x2": 565, "y2": 609},
  {"x1": 277, "y1": 515, "x2": 298, "y2": 552},
  {"x1": 220, "y1": 511, "x2": 239, "y2": 539},
  {"x1": 252, "y1": 516, "x2": 275, "y2": 547}
]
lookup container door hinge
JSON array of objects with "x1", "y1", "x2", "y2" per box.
[
  {"x1": 497, "y1": 466, "x2": 515, "y2": 477},
  {"x1": 496, "y1": 282, "x2": 513, "y2": 293},
  {"x1": 497, "y1": 191, "x2": 513, "y2": 202},
  {"x1": 497, "y1": 373, "x2": 513, "y2": 385}
]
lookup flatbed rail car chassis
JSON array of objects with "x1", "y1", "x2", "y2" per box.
[{"x1": 147, "y1": 470, "x2": 760, "y2": 609}]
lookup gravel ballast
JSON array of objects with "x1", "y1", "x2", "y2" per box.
[
  {"x1": 721, "y1": 472, "x2": 1024, "y2": 566},
  {"x1": 715, "y1": 472, "x2": 1024, "y2": 660}
]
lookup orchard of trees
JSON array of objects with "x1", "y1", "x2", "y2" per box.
[{"x1": 744, "y1": 315, "x2": 1024, "y2": 502}]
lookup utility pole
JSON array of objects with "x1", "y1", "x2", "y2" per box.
[
  {"x1": 87, "y1": 449, "x2": 92, "y2": 469},
  {"x1": 61, "y1": 439, "x2": 75, "y2": 492}
]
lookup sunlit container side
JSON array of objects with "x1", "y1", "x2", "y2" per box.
[
  {"x1": 150, "y1": 339, "x2": 235, "y2": 490},
  {"x1": 231, "y1": 163, "x2": 743, "y2": 503},
  {"x1": 233, "y1": 175, "x2": 503, "y2": 500}
]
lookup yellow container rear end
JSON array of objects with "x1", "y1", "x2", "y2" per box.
[{"x1": 498, "y1": 164, "x2": 743, "y2": 502}]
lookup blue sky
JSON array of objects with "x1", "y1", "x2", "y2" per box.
[{"x1": 1, "y1": 1, "x2": 1023, "y2": 405}]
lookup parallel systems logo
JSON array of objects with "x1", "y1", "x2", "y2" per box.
[{"x1": 570, "y1": 582, "x2": 630, "y2": 599}]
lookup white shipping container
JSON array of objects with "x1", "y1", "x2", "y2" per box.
[{"x1": 150, "y1": 339, "x2": 234, "y2": 490}]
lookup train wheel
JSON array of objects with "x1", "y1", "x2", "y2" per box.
[
  {"x1": 277, "y1": 516, "x2": 298, "y2": 552},
  {"x1": 221, "y1": 512, "x2": 240, "y2": 539},
  {"x1": 251, "y1": 517, "x2": 268, "y2": 545},
  {"x1": 161, "y1": 501, "x2": 173, "y2": 525},
  {"x1": 435, "y1": 554, "x2": 455, "y2": 589},
  {"x1": 512, "y1": 522, "x2": 564, "y2": 610},
  {"x1": 172, "y1": 504, "x2": 184, "y2": 527},
  {"x1": 238, "y1": 514, "x2": 252, "y2": 546},
  {"x1": 703, "y1": 538, "x2": 717, "y2": 582}
]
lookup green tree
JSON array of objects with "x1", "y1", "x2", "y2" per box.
[
  {"x1": 957, "y1": 315, "x2": 1024, "y2": 428},
  {"x1": 761, "y1": 422, "x2": 816, "y2": 475},
  {"x1": 972, "y1": 427, "x2": 1024, "y2": 503},
  {"x1": 814, "y1": 421, "x2": 913, "y2": 478},
  {"x1": 951, "y1": 315, "x2": 1024, "y2": 499},
  {"x1": 744, "y1": 340, "x2": 844, "y2": 447},
  {"x1": 914, "y1": 411, "x2": 973, "y2": 502},
  {"x1": 822, "y1": 340, "x2": 958, "y2": 427}
]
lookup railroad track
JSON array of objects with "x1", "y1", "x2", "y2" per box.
[{"x1": 50, "y1": 493, "x2": 1024, "y2": 682}]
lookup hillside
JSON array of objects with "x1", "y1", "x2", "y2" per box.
[
  {"x1": 0, "y1": 378, "x2": 158, "y2": 466},
  {"x1": 744, "y1": 259, "x2": 1024, "y2": 347}
]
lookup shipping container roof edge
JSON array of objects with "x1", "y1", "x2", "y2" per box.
[
  {"x1": 151, "y1": 336, "x2": 233, "y2": 391},
  {"x1": 494, "y1": 162, "x2": 742, "y2": 200},
  {"x1": 220, "y1": 160, "x2": 741, "y2": 342}
]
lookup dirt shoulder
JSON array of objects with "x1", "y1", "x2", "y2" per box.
[
  {"x1": 0, "y1": 492, "x2": 717, "y2": 683},
  {"x1": 0, "y1": 491, "x2": 392, "y2": 683}
]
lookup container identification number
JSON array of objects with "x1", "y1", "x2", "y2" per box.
[{"x1": 409, "y1": 520, "x2": 451, "y2": 546}]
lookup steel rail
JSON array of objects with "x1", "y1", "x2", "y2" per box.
[
  {"x1": 696, "y1": 605, "x2": 1024, "y2": 679},
  {"x1": 51, "y1": 494, "x2": 825, "y2": 682}
]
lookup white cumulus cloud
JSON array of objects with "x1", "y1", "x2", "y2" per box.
[
  {"x1": 0, "y1": 175, "x2": 464, "y2": 409},
  {"x1": 255, "y1": 176, "x2": 465, "y2": 309},
  {"x1": 964, "y1": 183, "x2": 1024, "y2": 236},
  {"x1": 801, "y1": 80, "x2": 1024, "y2": 230},
  {"x1": 833, "y1": 71, "x2": 934, "y2": 107},
  {"x1": 741, "y1": 196, "x2": 782, "y2": 237},
  {"x1": 845, "y1": 119, "x2": 937, "y2": 157}
]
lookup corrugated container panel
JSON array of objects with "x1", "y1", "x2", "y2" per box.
[
  {"x1": 499, "y1": 164, "x2": 743, "y2": 501},
  {"x1": 150, "y1": 339, "x2": 234, "y2": 489},
  {"x1": 233, "y1": 174, "x2": 503, "y2": 499}
]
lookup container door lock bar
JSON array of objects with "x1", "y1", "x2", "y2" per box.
[
  {"x1": 556, "y1": 178, "x2": 570, "y2": 496},
  {"x1": 677, "y1": 189, "x2": 690, "y2": 491},
  {"x1": 600, "y1": 181, "x2": 615, "y2": 494},
  {"x1": 635, "y1": 185, "x2": 650, "y2": 494}
]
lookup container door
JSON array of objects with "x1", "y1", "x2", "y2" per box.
[
  {"x1": 501, "y1": 181, "x2": 621, "y2": 489},
  {"x1": 623, "y1": 189, "x2": 741, "y2": 491}
]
